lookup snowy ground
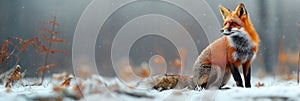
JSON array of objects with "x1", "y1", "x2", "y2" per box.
[{"x1": 1, "y1": 75, "x2": 300, "y2": 101}]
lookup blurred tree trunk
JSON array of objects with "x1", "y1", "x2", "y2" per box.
[
  {"x1": 257, "y1": 0, "x2": 283, "y2": 73},
  {"x1": 257, "y1": 1, "x2": 272, "y2": 72},
  {"x1": 273, "y1": 0, "x2": 283, "y2": 72}
]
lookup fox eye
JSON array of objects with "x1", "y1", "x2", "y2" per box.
[{"x1": 231, "y1": 22, "x2": 239, "y2": 26}]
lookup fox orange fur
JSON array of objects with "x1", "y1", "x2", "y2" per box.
[{"x1": 192, "y1": 3, "x2": 260, "y2": 88}]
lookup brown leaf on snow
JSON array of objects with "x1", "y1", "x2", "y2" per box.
[
  {"x1": 52, "y1": 72, "x2": 70, "y2": 80},
  {"x1": 127, "y1": 85, "x2": 136, "y2": 89},
  {"x1": 53, "y1": 85, "x2": 64, "y2": 92},
  {"x1": 172, "y1": 90, "x2": 183, "y2": 96},
  {"x1": 61, "y1": 77, "x2": 72, "y2": 87},
  {"x1": 5, "y1": 87, "x2": 12, "y2": 93},
  {"x1": 255, "y1": 82, "x2": 265, "y2": 87},
  {"x1": 5, "y1": 65, "x2": 24, "y2": 88},
  {"x1": 37, "y1": 63, "x2": 58, "y2": 75}
]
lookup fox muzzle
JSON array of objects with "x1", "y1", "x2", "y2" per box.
[{"x1": 220, "y1": 29, "x2": 233, "y2": 35}]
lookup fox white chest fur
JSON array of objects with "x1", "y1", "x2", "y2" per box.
[{"x1": 227, "y1": 28, "x2": 256, "y2": 63}]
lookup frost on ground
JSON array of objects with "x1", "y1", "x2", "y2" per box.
[{"x1": 0, "y1": 74, "x2": 300, "y2": 101}]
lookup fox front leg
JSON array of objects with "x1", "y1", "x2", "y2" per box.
[
  {"x1": 243, "y1": 63, "x2": 251, "y2": 88},
  {"x1": 229, "y1": 63, "x2": 244, "y2": 87}
]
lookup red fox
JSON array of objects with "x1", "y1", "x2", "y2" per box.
[
  {"x1": 141, "y1": 3, "x2": 260, "y2": 90},
  {"x1": 193, "y1": 3, "x2": 260, "y2": 88}
]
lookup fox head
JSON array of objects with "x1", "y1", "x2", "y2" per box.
[{"x1": 219, "y1": 3, "x2": 249, "y2": 35}]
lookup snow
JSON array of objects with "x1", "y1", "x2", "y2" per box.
[{"x1": 1, "y1": 75, "x2": 300, "y2": 101}]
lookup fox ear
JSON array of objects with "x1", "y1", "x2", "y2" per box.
[
  {"x1": 235, "y1": 3, "x2": 247, "y2": 18},
  {"x1": 219, "y1": 5, "x2": 231, "y2": 19}
]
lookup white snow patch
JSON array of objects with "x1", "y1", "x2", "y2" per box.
[{"x1": 0, "y1": 76, "x2": 300, "y2": 101}]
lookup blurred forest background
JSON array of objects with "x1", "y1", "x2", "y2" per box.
[{"x1": 0, "y1": 0, "x2": 299, "y2": 79}]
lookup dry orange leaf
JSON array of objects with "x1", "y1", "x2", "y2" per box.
[
  {"x1": 54, "y1": 31, "x2": 60, "y2": 35},
  {"x1": 41, "y1": 28, "x2": 53, "y2": 35},
  {"x1": 37, "y1": 30, "x2": 49, "y2": 41},
  {"x1": 53, "y1": 85, "x2": 64, "y2": 92},
  {"x1": 38, "y1": 44, "x2": 67, "y2": 54},
  {"x1": 37, "y1": 63, "x2": 58, "y2": 75},
  {"x1": 11, "y1": 65, "x2": 22, "y2": 80},
  {"x1": 49, "y1": 20, "x2": 59, "y2": 26},
  {"x1": 52, "y1": 72, "x2": 69, "y2": 80},
  {"x1": 255, "y1": 82, "x2": 265, "y2": 87},
  {"x1": 127, "y1": 85, "x2": 135, "y2": 89},
  {"x1": 61, "y1": 77, "x2": 72, "y2": 87},
  {"x1": 50, "y1": 38, "x2": 68, "y2": 43},
  {"x1": 20, "y1": 37, "x2": 40, "y2": 53}
]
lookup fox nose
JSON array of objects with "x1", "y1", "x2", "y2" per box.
[
  {"x1": 220, "y1": 29, "x2": 224, "y2": 33},
  {"x1": 220, "y1": 29, "x2": 231, "y2": 32},
  {"x1": 221, "y1": 29, "x2": 232, "y2": 35}
]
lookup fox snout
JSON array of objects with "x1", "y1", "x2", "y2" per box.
[
  {"x1": 220, "y1": 21, "x2": 235, "y2": 35},
  {"x1": 220, "y1": 29, "x2": 233, "y2": 35}
]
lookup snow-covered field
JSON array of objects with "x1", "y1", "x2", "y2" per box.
[{"x1": 1, "y1": 75, "x2": 300, "y2": 101}]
